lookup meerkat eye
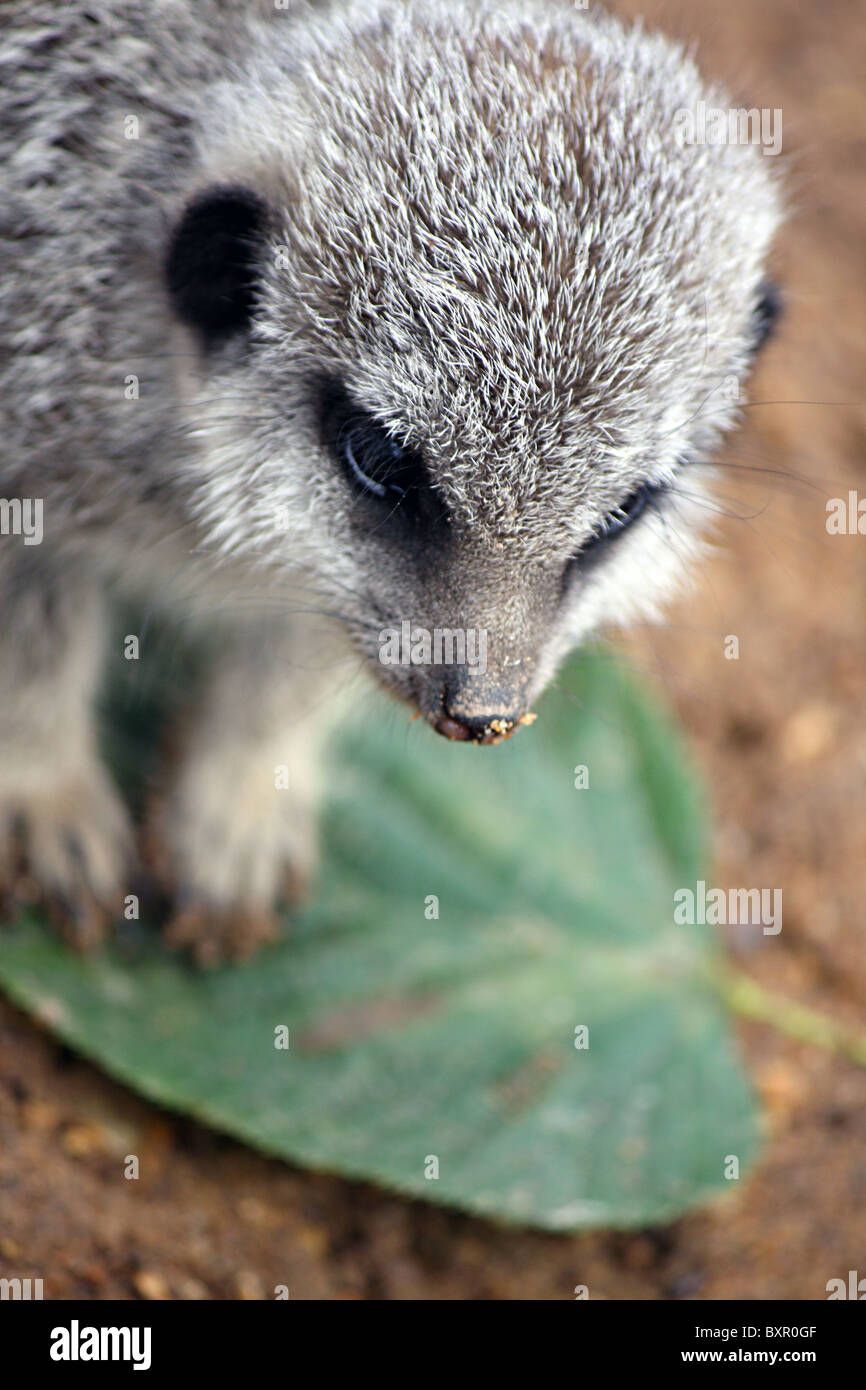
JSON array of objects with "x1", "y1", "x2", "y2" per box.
[
  {"x1": 319, "y1": 380, "x2": 427, "y2": 504},
  {"x1": 752, "y1": 280, "x2": 783, "y2": 353},
  {"x1": 567, "y1": 480, "x2": 661, "y2": 589},
  {"x1": 563, "y1": 479, "x2": 665, "y2": 588},
  {"x1": 339, "y1": 422, "x2": 409, "y2": 499},
  {"x1": 589, "y1": 480, "x2": 661, "y2": 546}
]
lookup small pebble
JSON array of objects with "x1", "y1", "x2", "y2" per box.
[{"x1": 133, "y1": 1270, "x2": 170, "y2": 1300}]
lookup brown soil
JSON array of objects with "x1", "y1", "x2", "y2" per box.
[{"x1": 1, "y1": 0, "x2": 865, "y2": 1300}]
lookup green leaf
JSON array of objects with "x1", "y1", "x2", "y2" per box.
[{"x1": 0, "y1": 648, "x2": 757, "y2": 1230}]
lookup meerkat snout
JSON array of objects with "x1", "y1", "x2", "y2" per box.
[{"x1": 430, "y1": 669, "x2": 534, "y2": 745}]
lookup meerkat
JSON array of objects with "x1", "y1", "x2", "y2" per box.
[{"x1": 0, "y1": 0, "x2": 782, "y2": 962}]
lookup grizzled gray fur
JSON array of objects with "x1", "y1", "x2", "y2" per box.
[{"x1": 0, "y1": 0, "x2": 782, "y2": 960}]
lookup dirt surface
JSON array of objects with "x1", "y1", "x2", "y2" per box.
[{"x1": 1, "y1": 0, "x2": 865, "y2": 1300}]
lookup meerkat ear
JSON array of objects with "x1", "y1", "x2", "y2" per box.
[
  {"x1": 165, "y1": 185, "x2": 270, "y2": 342},
  {"x1": 752, "y1": 280, "x2": 783, "y2": 353}
]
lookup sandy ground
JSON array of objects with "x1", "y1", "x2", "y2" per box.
[{"x1": 1, "y1": 0, "x2": 865, "y2": 1299}]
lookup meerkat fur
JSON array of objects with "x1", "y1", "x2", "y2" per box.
[{"x1": 0, "y1": 0, "x2": 782, "y2": 959}]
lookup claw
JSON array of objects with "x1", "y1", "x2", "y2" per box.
[{"x1": 164, "y1": 902, "x2": 280, "y2": 968}]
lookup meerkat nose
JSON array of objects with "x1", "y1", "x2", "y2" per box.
[
  {"x1": 432, "y1": 713, "x2": 475, "y2": 741},
  {"x1": 431, "y1": 712, "x2": 519, "y2": 745}
]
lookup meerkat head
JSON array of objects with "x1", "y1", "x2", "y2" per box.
[{"x1": 165, "y1": 0, "x2": 782, "y2": 743}]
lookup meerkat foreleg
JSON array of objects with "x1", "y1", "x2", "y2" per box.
[
  {"x1": 151, "y1": 611, "x2": 349, "y2": 965},
  {"x1": 0, "y1": 555, "x2": 133, "y2": 943}
]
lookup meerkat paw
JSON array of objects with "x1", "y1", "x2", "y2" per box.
[
  {"x1": 0, "y1": 761, "x2": 133, "y2": 948},
  {"x1": 163, "y1": 901, "x2": 280, "y2": 969},
  {"x1": 151, "y1": 755, "x2": 318, "y2": 966}
]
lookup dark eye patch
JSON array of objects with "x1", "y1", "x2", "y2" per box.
[
  {"x1": 318, "y1": 379, "x2": 438, "y2": 521},
  {"x1": 563, "y1": 478, "x2": 667, "y2": 589}
]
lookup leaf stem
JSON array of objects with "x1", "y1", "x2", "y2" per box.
[{"x1": 719, "y1": 967, "x2": 866, "y2": 1067}]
